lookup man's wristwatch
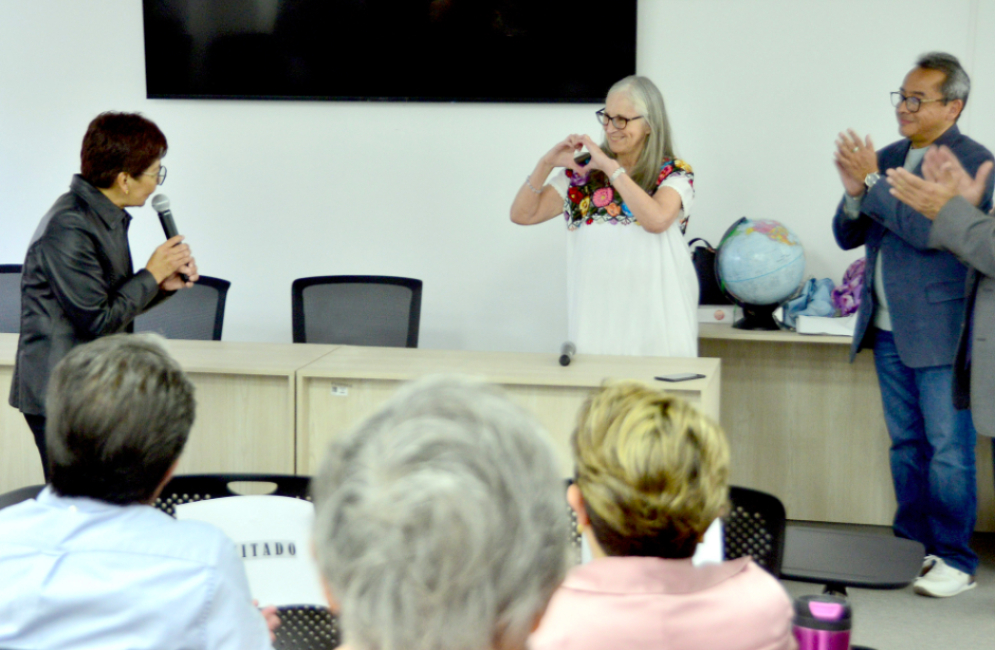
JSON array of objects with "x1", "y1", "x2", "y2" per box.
[{"x1": 864, "y1": 172, "x2": 881, "y2": 190}]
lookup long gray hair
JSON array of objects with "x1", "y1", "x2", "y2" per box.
[
  {"x1": 600, "y1": 75, "x2": 676, "y2": 194},
  {"x1": 311, "y1": 375, "x2": 567, "y2": 650}
]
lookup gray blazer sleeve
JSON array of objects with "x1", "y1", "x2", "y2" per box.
[{"x1": 928, "y1": 195, "x2": 995, "y2": 276}]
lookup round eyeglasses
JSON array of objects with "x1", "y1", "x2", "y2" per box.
[
  {"x1": 890, "y1": 92, "x2": 945, "y2": 113},
  {"x1": 142, "y1": 165, "x2": 167, "y2": 186},
  {"x1": 595, "y1": 109, "x2": 644, "y2": 130}
]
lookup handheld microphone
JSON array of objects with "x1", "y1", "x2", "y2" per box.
[
  {"x1": 559, "y1": 342, "x2": 576, "y2": 367},
  {"x1": 150, "y1": 194, "x2": 188, "y2": 283}
]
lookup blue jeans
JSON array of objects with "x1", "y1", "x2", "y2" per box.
[{"x1": 873, "y1": 331, "x2": 978, "y2": 575}]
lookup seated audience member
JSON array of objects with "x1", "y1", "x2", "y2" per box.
[
  {"x1": 530, "y1": 381, "x2": 794, "y2": 650},
  {"x1": 0, "y1": 334, "x2": 278, "y2": 650},
  {"x1": 310, "y1": 376, "x2": 568, "y2": 650}
]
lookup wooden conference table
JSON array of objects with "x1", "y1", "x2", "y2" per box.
[
  {"x1": 294, "y1": 346, "x2": 719, "y2": 477},
  {"x1": 0, "y1": 334, "x2": 719, "y2": 493},
  {"x1": 3, "y1": 330, "x2": 991, "y2": 531},
  {"x1": 0, "y1": 335, "x2": 338, "y2": 491}
]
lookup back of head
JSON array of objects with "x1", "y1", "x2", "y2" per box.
[
  {"x1": 603, "y1": 75, "x2": 674, "y2": 193},
  {"x1": 46, "y1": 334, "x2": 195, "y2": 505},
  {"x1": 916, "y1": 51, "x2": 970, "y2": 112},
  {"x1": 573, "y1": 381, "x2": 729, "y2": 558},
  {"x1": 311, "y1": 376, "x2": 567, "y2": 650},
  {"x1": 80, "y1": 111, "x2": 167, "y2": 188}
]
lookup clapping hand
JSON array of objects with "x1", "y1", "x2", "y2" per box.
[
  {"x1": 834, "y1": 129, "x2": 878, "y2": 197},
  {"x1": 922, "y1": 146, "x2": 993, "y2": 208},
  {"x1": 886, "y1": 146, "x2": 993, "y2": 219}
]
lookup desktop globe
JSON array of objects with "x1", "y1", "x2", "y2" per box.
[{"x1": 716, "y1": 217, "x2": 805, "y2": 330}]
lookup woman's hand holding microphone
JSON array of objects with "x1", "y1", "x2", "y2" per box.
[{"x1": 146, "y1": 235, "x2": 199, "y2": 290}]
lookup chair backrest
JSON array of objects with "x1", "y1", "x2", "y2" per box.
[
  {"x1": 155, "y1": 473, "x2": 311, "y2": 516},
  {"x1": 155, "y1": 474, "x2": 339, "y2": 650},
  {"x1": 275, "y1": 606, "x2": 339, "y2": 650},
  {"x1": 291, "y1": 275, "x2": 421, "y2": 347},
  {"x1": 723, "y1": 485, "x2": 786, "y2": 577},
  {"x1": 0, "y1": 264, "x2": 23, "y2": 333},
  {"x1": 134, "y1": 275, "x2": 230, "y2": 341},
  {"x1": 0, "y1": 484, "x2": 44, "y2": 511}
]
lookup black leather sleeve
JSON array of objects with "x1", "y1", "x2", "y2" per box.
[{"x1": 35, "y1": 218, "x2": 161, "y2": 337}]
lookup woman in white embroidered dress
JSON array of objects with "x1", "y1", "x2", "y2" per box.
[{"x1": 510, "y1": 76, "x2": 698, "y2": 357}]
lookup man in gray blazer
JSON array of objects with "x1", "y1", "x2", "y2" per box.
[{"x1": 887, "y1": 146, "x2": 994, "y2": 462}]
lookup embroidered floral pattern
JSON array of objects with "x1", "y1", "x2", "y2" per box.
[
  {"x1": 592, "y1": 187, "x2": 614, "y2": 207},
  {"x1": 563, "y1": 159, "x2": 694, "y2": 233}
]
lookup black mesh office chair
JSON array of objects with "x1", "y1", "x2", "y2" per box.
[
  {"x1": 155, "y1": 473, "x2": 312, "y2": 515},
  {"x1": 134, "y1": 275, "x2": 230, "y2": 341},
  {"x1": 723, "y1": 486, "x2": 786, "y2": 577},
  {"x1": 0, "y1": 264, "x2": 23, "y2": 333},
  {"x1": 155, "y1": 474, "x2": 339, "y2": 650},
  {"x1": 291, "y1": 276, "x2": 422, "y2": 347}
]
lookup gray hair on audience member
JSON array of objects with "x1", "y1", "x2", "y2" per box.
[
  {"x1": 46, "y1": 333, "x2": 195, "y2": 505},
  {"x1": 311, "y1": 375, "x2": 567, "y2": 650},
  {"x1": 916, "y1": 51, "x2": 970, "y2": 112}
]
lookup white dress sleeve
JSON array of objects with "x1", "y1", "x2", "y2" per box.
[
  {"x1": 547, "y1": 169, "x2": 569, "y2": 201},
  {"x1": 659, "y1": 171, "x2": 694, "y2": 215}
]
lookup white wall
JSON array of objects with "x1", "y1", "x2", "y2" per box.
[{"x1": 2, "y1": 0, "x2": 994, "y2": 351}]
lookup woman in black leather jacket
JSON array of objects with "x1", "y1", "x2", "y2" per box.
[{"x1": 8, "y1": 112, "x2": 199, "y2": 479}]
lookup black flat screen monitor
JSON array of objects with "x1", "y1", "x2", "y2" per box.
[{"x1": 143, "y1": 0, "x2": 637, "y2": 103}]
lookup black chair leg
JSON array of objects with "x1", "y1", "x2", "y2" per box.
[{"x1": 823, "y1": 582, "x2": 848, "y2": 597}]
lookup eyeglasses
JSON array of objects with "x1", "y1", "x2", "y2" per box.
[
  {"x1": 142, "y1": 165, "x2": 167, "y2": 186},
  {"x1": 890, "y1": 92, "x2": 946, "y2": 113},
  {"x1": 595, "y1": 109, "x2": 644, "y2": 130}
]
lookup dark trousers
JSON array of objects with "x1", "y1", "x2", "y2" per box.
[{"x1": 24, "y1": 413, "x2": 49, "y2": 482}]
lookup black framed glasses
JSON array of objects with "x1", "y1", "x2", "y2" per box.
[
  {"x1": 890, "y1": 92, "x2": 945, "y2": 113},
  {"x1": 142, "y1": 165, "x2": 167, "y2": 186},
  {"x1": 595, "y1": 109, "x2": 644, "y2": 130}
]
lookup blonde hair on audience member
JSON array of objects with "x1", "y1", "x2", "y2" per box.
[
  {"x1": 311, "y1": 375, "x2": 567, "y2": 650},
  {"x1": 573, "y1": 381, "x2": 730, "y2": 558}
]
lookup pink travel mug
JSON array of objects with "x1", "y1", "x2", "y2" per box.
[{"x1": 793, "y1": 595, "x2": 852, "y2": 650}]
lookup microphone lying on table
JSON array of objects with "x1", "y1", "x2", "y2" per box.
[{"x1": 559, "y1": 342, "x2": 576, "y2": 367}]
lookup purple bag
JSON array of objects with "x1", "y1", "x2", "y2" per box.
[{"x1": 832, "y1": 258, "x2": 865, "y2": 317}]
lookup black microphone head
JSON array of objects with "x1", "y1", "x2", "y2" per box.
[{"x1": 151, "y1": 194, "x2": 170, "y2": 214}]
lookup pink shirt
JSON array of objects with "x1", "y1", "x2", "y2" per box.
[{"x1": 530, "y1": 556, "x2": 795, "y2": 650}]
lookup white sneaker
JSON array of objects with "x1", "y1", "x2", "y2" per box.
[
  {"x1": 913, "y1": 558, "x2": 977, "y2": 597},
  {"x1": 918, "y1": 554, "x2": 940, "y2": 577}
]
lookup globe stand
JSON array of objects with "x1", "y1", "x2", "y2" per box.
[{"x1": 733, "y1": 303, "x2": 780, "y2": 331}]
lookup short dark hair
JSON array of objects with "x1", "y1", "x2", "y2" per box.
[
  {"x1": 80, "y1": 112, "x2": 167, "y2": 189},
  {"x1": 916, "y1": 52, "x2": 970, "y2": 113},
  {"x1": 46, "y1": 334, "x2": 195, "y2": 505}
]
